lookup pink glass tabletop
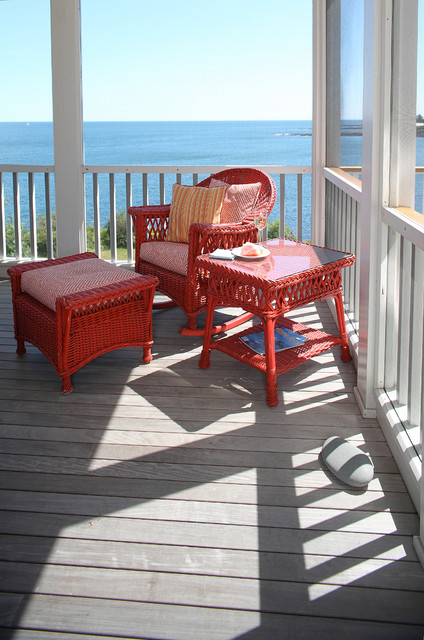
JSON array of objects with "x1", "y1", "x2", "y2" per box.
[{"x1": 200, "y1": 238, "x2": 353, "y2": 282}]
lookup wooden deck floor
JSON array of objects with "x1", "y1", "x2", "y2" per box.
[{"x1": 0, "y1": 279, "x2": 424, "y2": 640}]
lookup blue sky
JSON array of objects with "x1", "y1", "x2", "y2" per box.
[{"x1": 0, "y1": 0, "x2": 313, "y2": 121}]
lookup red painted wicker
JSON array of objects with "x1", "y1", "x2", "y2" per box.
[
  {"x1": 197, "y1": 239, "x2": 355, "y2": 407},
  {"x1": 128, "y1": 168, "x2": 277, "y2": 336},
  {"x1": 7, "y1": 252, "x2": 158, "y2": 394}
]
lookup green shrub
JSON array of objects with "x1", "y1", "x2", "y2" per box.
[
  {"x1": 100, "y1": 210, "x2": 128, "y2": 249},
  {"x1": 5, "y1": 215, "x2": 31, "y2": 257},
  {"x1": 267, "y1": 219, "x2": 297, "y2": 240},
  {"x1": 86, "y1": 224, "x2": 95, "y2": 252},
  {"x1": 7, "y1": 211, "x2": 301, "y2": 259},
  {"x1": 36, "y1": 212, "x2": 57, "y2": 257},
  {"x1": 5, "y1": 212, "x2": 122, "y2": 258}
]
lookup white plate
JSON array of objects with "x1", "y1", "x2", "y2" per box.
[{"x1": 231, "y1": 246, "x2": 270, "y2": 260}]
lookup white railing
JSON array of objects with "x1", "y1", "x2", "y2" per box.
[
  {"x1": 324, "y1": 166, "x2": 424, "y2": 506},
  {"x1": 0, "y1": 164, "x2": 312, "y2": 268},
  {"x1": 323, "y1": 168, "x2": 361, "y2": 342},
  {"x1": 381, "y1": 207, "x2": 424, "y2": 460},
  {"x1": 0, "y1": 165, "x2": 55, "y2": 262}
]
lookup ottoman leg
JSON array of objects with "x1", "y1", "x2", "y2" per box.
[
  {"x1": 16, "y1": 338, "x2": 26, "y2": 356},
  {"x1": 142, "y1": 346, "x2": 153, "y2": 364},
  {"x1": 61, "y1": 375, "x2": 73, "y2": 395}
]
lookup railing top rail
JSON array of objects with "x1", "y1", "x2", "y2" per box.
[
  {"x1": 0, "y1": 164, "x2": 313, "y2": 176},
  {"x1": 0, "y1": 165, "x2": 55, "y2": 173},
  {"x1": 382, "y1": 206, "x2": 424, "y2": 250},
  {"x1": 82, "y1": 165, "x2": 313, "y2": 175}
]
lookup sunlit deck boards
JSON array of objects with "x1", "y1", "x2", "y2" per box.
[{"x1": 0, "y1": 278, "x2": 423, "y2": 640}]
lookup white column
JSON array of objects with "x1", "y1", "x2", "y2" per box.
[
  {"x1": 311, "y1": 0, "x2": 326, "y2": 246},
  {"x1": 354, "y1": 0, "x2": 392, "y2": 417},
  {"x1": 389, "y1": 0, "x2": 418, "y2": 208},
  {"x1": 50, "y1": 0, "x2": 85, "y2": 257}
]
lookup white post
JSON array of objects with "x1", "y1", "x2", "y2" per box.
[
  {"x1": 389, "y1": 0, "x2": 418, "y2": 209},
  {"x1": 50, "y1": 0, "x2": 85, "y2": 257},
  {"x1": 354, "y1": 0, "x2": 392, "y2": 417},
  {"x1": 386, "y1": 0, "x2": 424, "y2": 571},
  {"x1": 311, "y1": 0, "x2": 326, "y2": 246}
]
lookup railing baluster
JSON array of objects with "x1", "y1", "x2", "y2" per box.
[
  {"x1": 142, "y1": 173, "x2": 148, "y2": 206},
  {"x1": 0, "y1": 172, "x2": 5, "y2": 258},
  {"x1": 45, "y1": 172, "x2": 53, "y2": 259},
  {"x1": 109, "y1": 173, "x2": 117, "y2": 262},
  {"x1": 336, "y1": 184, "x2": 342, "y2": 250},
  {"x1": 354, "y1": 201, "x2": 360, "y2": 323},
  {"x1": 349, "y1": 198, "x2": 357, "y2": 316},
  {"x1": 126, "y1": 173, "x2": 133, "y2": 263},
  {"x1": 349, "y1": 196, "x2": 356, "y2": 314},
  {"x1": 408, "y1": 245, "x2": 424, "y2": 436},
  {"x1": 327, "y1": 181, "x2": 334, "y2": 248},
  {"x1": 13, "y1": 172, "x2": 21, "y2": 260},
  {"x1": 384, "y1": 227, "x2": 401, "y2": 391},
  {"x1": 159, "y1": 173, "x2": 165, "y2": 205},
  {"x1": 93, "y1": 173, "x2": 101, "y2": 257},
  {"x1": 28, "y1": 172, "x2": 37, "y2": 259},
  {"x1": 398, "y1": 238, "x2": 412, "y2": 407},
  {"x1": 297, "y1": 174, "x2": 302, "y2": 242},
  {"x1": 279, "y1": 174, "x2": 285, "y2": 237},
  {"x1": 344, "y1": 194, "x2": 351, "y2": 307}
]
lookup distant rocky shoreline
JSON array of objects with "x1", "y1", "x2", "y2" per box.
[
  {"x1": 285, "y1": 124, "x2": 424, "y2": 138},
  {"x1": 284, "y1": 130, "x2": 363, "y2": 137}
]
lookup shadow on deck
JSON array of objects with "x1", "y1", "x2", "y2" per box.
[{"x1": 0, "y1": 281, "x2": 423, "y2": 640}]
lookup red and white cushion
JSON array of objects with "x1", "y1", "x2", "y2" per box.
[
  {"x1": 21, "y1": 258, "x2": 140, "y2": 311},
  {"x1": 209, "y1": 178, "x2": 261, "y2": 224},
  {"x1": 139, "y1": 241, "x2": 189, "y2": 277}
]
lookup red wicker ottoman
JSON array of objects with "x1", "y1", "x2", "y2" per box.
[{"x1": 7, "y1": 252, "x2": 158, "y2": 393}]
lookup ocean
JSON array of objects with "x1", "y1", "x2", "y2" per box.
[
  {"x1": 0, "y1": 119, "x2": 378, "y2": 241},
  {"x1": 0, "y1": 120, "x2": 316, "y2": 166}
]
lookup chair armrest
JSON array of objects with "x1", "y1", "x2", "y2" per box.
[
  {"x1": 128, "y1": 205, "x2": 171, "y2": 248},
  {"x1": 187, "y1": 221, "x2": 258, "y2": 274},
  {"x1": 128, "y1": 204, "x2": 170, "y2": 218}
]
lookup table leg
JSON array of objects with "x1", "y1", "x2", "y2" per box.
[
  {"x1": 199, "y1": 297, "x2": 217, "y2": 369},
  {"x1": 16, "y1": 338, "x2": 26, "y2": 356},
  {"x1": 334, "y1": 292, "x2": 352, "y2": 362},
  {"x1": 142, "y1": 346, "x2": 153, "y2": 364},
  {"x1": 61, "y1": 374, "x2": 73, "y2": 394},
  {"x1": 263, "y1": 316, "x2": 279, "y2": 407}
]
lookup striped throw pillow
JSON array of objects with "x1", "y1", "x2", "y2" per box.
[{"x1": 165, "y1": 183, "x2": 227, "y2": 243}]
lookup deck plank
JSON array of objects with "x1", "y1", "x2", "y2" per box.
[{"x1": 0, "y1": 280, "x2": 423, "y2": 640}]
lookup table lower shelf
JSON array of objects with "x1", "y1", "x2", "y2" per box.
[{"x1": 209, "y1": 316, "x2": 342, "y2": 377}]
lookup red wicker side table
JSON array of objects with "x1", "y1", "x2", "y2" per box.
[
  {"x1": 197, "y1": 239, "x2": 355, "y2": 407},
  {"x1": 7, "y1": 252, "x2": 158, "y2": 393}
]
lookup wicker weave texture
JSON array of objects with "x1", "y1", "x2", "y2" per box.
[
  {"x1": 128, "y1": 169, "x2": 277, "y2": 333},
  {"x1": 8, "y1": 254, "x2": 158, "y2": 393},
  {"x1": 198, "y1": 239, "x2": 355, "y2": 406},
  {"x1": 209, "y1": 317, "x2": 342, "y2": 375}
]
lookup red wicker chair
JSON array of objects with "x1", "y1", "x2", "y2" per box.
[{"x1": 128, "y1": 168, "x2": 277, "y2": 336}]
